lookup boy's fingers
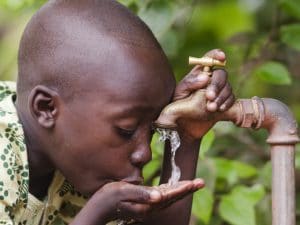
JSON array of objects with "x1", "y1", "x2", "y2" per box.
[
  {"x1": 212, "y1": 83, "x2": 232, "y2": 109},
  {"x1": 204, "y1": 49, "x2": 226, "y2": 61},
  {"x1": 156, "y1": 179, "x2": 205, "y2": 202},
  {"x1": 174, "y1": 70, "x2": 209, "y2": 101},
  {"x1": 156, "y1": 182, "x2": 193, "y2": 202},
  {"x1": 219, "y1": 95, "x2": 235, "y2": 112},
  {"x1": 117, "y1": 180, "x2": 199, "y2": 205},
  {"x1": 152, "y1": 179, "x2": 205, "y2": 209},
  {"x1": 119, "y1": 183, "x2": 162, "y2": 204},
  {"x1": 174, "y1": 49, "x2": 227, "y2": 101},
  {"x1": 206, "y1": 69, "x2": 227, "y2": 101}
]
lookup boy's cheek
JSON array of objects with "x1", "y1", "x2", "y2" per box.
[{"x1": 60, "y1": 148, "x2": 139, "y2": 195}]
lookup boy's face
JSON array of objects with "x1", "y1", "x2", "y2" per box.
[{"x1": 48, "y1": 38, "x2": 175, "y2": 195}]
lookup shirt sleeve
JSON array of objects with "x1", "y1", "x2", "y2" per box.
[
  {"x1": 0, "y1": 122, "x2": 28, "y2": 224},
  {"x1": 0, "y1": 138, "x2": 19, "y2": 224}
]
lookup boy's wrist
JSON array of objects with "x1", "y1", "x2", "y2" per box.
[
  {"x1": 175, "y1": 117, "x2": 216, "y2": 142},
  {"x1": 176, "y1": 125, "x2": 205, "y2": 144},
  {"x1": 71, "y1": 189, "x2": 117, "y2": 225}
]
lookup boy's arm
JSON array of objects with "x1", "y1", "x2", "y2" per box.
[
  {"x1": 144, "y1": 49, "x2": 234, "y2": 225},
  {"x1": 70, "y1": 178, "x2": 204, "y2": 225}
]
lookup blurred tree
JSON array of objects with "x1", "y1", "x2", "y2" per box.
[{"x1": 1, "y1": 0, "x2": 300, "y2": 225}]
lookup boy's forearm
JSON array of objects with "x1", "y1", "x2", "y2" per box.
[
  {"x1": 144, "y1": 138, "x2": 201, "y2": 225},
  {"x1": 70, "y1": 193, "x2": 111, "y2": 225},
  {"x1": 160, "y1": 137, "x2": 201, "y2": 182}
]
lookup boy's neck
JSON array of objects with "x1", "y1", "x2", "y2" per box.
[{"x1": 29, "y1": 171, "x2": 54, "y2": 200}]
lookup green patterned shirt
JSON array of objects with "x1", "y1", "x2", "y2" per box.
[{"x1": 0, "y1": 81, "x2": 87, "y2": 225}]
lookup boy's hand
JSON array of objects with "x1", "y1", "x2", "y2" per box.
[
  {"x1": 173, "y1": 49, "x2": 234, "y2": 140},
  {"x1": 71, "y1": 179, "x2": 204, "y2": 225}
]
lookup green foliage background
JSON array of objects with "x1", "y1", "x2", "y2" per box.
[{"x1": 1, "y1": 0, "x2": 300, "y2": 225}]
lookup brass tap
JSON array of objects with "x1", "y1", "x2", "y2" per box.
[
  {"x1": 154, "y1": 56, "x2": 226, "y2": 129},
  {"x1": 189, "y1": 56, "x2": 226, "y2": 72}
]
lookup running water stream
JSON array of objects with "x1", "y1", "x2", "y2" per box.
[
  {"x1": 157, "y1": 128, "x2": 181, "y2": 185},
  {"x1": 116, "y1": 129, "x2": 181, "y2": 225}
]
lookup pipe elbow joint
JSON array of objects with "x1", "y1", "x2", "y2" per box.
[
  {"x1": 260, "y1": 98, "x2": 299, "y2": 145},
  {"x1": 235, "y1": 97, "x2": 299, "y2": 145}
]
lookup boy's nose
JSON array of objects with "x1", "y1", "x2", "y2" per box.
[{"x1": 130, "y1": 144, "x2": 152, "y2": 169}]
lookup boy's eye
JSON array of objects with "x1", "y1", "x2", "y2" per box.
[{"x1": 116, "y1": 127, "x2": 136, "y2": 139}]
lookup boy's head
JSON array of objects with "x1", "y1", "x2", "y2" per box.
[{"x1": 16, "y1": 0, "x2": 175, "y2": 195}]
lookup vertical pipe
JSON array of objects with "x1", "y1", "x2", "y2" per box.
[{"x1": 271, "y1": 145, "x2": 295, "y2": 225}]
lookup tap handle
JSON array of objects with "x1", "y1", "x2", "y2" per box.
[{"x1": 189, "y1": 56, "x2": 226, "y2": 73}]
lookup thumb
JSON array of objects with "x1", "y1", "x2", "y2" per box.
[
  {"x1": 119, "y1": 183, "x2": 162, "y2": 204},
  {"x1": 174, "y1": 68, "x2": 210, "y2": 101},
  {"x1": 204, "y1": 49, "x2": 226, "y2": 61}
]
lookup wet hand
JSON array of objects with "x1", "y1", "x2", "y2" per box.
[
  {"x1": 173, "y1": 49, "x2": 235, "y2": 140},
  {"x1": 82, "y1": 179, "x2": 204, "y2": 224},
  {"x1": 174, "y1": 49, "x2": 234, "y2": 112}
]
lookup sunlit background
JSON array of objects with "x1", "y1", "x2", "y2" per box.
[{"x1": 1, "y1": 0, "x2": 300, "y2": 225}]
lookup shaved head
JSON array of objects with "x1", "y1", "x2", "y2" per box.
[
  {"x1": 16, "y1": 0, "x2": 176, "y2": 196},
  {"x1": 17, "y1": 0, "x2": 171, "y2": 101}
]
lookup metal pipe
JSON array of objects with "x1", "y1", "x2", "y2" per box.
[
  {"x1": 271, "y1": 145, "x2": 295, "y2": 225},
  {"x1": 154, "y1": 56, "x2": 299, "y2": 225},
  {"x1": 154, "y1": 92, "x2": 299, "y2": 225}
]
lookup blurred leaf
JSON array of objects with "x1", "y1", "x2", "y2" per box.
[
  {"x1": 214, "y1": 158, "x2": 257, "y2": 186},
  {"x1": 279, "y1": 0, "x2": 300, "y2": 19},
  {"x1": 143, "y1": 158, "x2": 160, "y2": 183},
  {"x1": 152, "y1": 176, "x2": 160, "y2": 186},
  {"x1": 150, "y1": 132, "x2": 164, "y2": 159},
  {"x1": 118, "y1": 0, "x2": 139, "y2": 12},
  {"x1": 219, "y1": 185, "x2": 265, "y2": 225},
  {"x1": 188, "y1": 2, "x2": 254, "y2": 41},
  {"x1": 280, "y1": 24, "x2": 300, "y2": 51},
  {"x1": 200, "y1": 130, "x2": 215, "y2": 159},
  {"x1": 192, "y1": 188, "x2": 214, "y2": 225},
  {"x1": 254, "y1": 61, "x2": 292, "y2": 85},
  {"x1": 0, "y1": 0, "x2": 45, "y2": 11},
  {"x1": 118, "y1": 0, "x2": 137, "y2": 6},
  {"x1": 138, "y1": 2, "x2": 176, "y2": 39},
  {"x1": 196, "y1": 159, "x2": 217, "y2": 191},
  {"x1": 258, "y1": 162, "x2": 272, "y2": 190},
  {"x1": 296, "y1": 192, "x2": 300, "y2": 216},
  {"x1": 159, "y1": 29, "x2": 179, "y2": 57}
]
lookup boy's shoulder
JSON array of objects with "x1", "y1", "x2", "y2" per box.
[
  {"x1": 0, "y1": 81, "x2": 16, "y2": 101},
  {"x1": 0, "y1": 82, "x2": 88, "y2": 224},
  {"x1": 0, "y1": 80, "x2": 30, "y2": 222},
  {"x1": 0, "y1": 80, "x2": 28, "y2": 190},
  {"x1": 0, "y1": 81, "x2": 18, "y2": 120}
]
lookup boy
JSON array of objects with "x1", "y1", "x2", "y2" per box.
[{"x1": 0, "y1": 0, "x2": 234, "y2": 224}]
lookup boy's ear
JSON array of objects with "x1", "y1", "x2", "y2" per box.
[{"x1": 29, "y1": 85, "x2": 60, "y2": 129}]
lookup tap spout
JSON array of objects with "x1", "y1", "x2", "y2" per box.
[{"x1": 154, "y1": 89, "x2": 213, "y2": 129}]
